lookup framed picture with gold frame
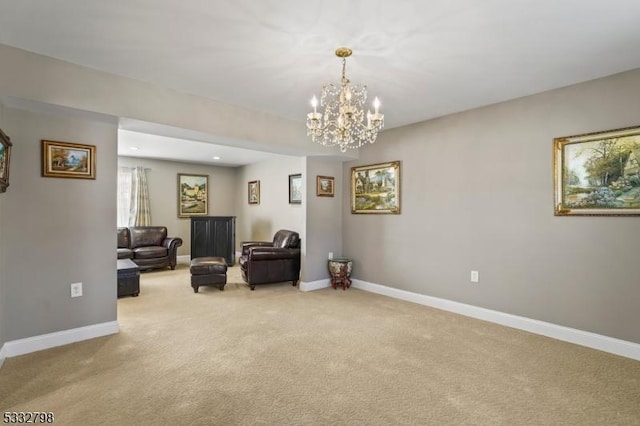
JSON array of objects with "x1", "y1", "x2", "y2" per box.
[
  {"x1": 316, "y1": 175, "x2": 334, "y2": 197},
  {"x1": 178, "y1": 173, "x2": 208, "y2": 218},
  {"x1": 41, "y1": 140, "x2": 96, "y2": 179},
  {"x1": 554, "y1": 125, "x2": 640, "y2": 216},
  {"x1": 248, "y1": 180, "x2": 260, "y2": 204},
  {"x1": 351, "y1": 161, "x2": 401, "y2": 214},
  {"x1": 0, "y1": 128, "x2": 12, "y2": 193}
]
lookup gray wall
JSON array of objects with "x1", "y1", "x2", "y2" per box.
[
  {"x1": 117, "y1": 156, "x2": 237, "y2": 256},
  {"x1": 1, "y1": 105, "x2": 118, "y2": 341},
  {"x1": 0, "y1": 43, "x2": 344, "y2": 158},
  {"x1": 344, "y1": 68, "x2": 640, "y2": 344},
  {"x1": 304, "y1": 157, "x2": 344, "y2": 282},
  {"x1": 236, "y1": 156, "x2": 305, "y2": 245}
]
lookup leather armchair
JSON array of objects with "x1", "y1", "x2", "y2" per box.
[{"x1": 239, "y1": 229, "x2": 301, "y2": 290}]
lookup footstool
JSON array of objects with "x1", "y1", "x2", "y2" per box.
[
  {"x1": 190, "y1": 257, "x2": 227, "y2": 293},
  {"x1": 117, "y1": 258, "x2": 140, "y2": 297}
]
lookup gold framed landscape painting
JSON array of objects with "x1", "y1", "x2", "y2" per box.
[
  {"x1": 42, "y1": 140, "x2": 96, "y2": 179},
  {"x1": 554, "y1": 125, "x2": 640, "y2": 216},
  {"x1": 351, "y1": 161, "x2": 401, "y2": 214},
  {"x1": 178, "y1": 173, "x2": 208, "y2": 218}
]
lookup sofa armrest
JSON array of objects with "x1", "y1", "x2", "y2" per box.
[
  {"x1": 162, "y1": 237, "x2": 183, "y2": 270},
  {"x1": 241, "y1": 241, "x2": 273, "y2": 256},
  {"x1": 248, "y1": 246, "x2": 300, "y2": 261},
  {"x1": 163, "y1": 237, "x2": 183, "y2": 251}
]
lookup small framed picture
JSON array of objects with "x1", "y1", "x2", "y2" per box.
[
  {"x1": 289, "y1": 173, "x2": 302, "y2": 204},
  {"x1": 178, "y1": 173, "x2": 208, "y2": 218},
  {"x1": 42, "y1": 140, "x2": 96, "y2": 179},
  {"x1": 0, "y1": 128, "x2": 12, "y2": 193},
  {"x1": 316, "y1": 175, "x2": 334, "y2": 197},
  {"x1": 248, "y1": 180, "x2": 260, "y2": 204}
]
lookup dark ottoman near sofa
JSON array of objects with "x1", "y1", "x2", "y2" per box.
[
  {"x1": 190, "y1": 257, "x2": 227, "y2": 293},
  {"x1": 117, "y1": 258, "x2": 140, "y2": 297}
]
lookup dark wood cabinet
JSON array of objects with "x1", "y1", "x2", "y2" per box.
[{"x1": 190, "y1": 216, "x2": 236, "y2": 266}]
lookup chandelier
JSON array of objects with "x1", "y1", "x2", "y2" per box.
[{"x1": 306, "y1": 47, "x2": 384, "y2": 152}]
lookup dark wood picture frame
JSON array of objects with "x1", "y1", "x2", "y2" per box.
[
  {"x1": 41, "y1": 140, "x2": 96, "y2": 179},
  {"x1": 0, "y1": 128, "x2": 12, "y2": 193},
  {"x1": 289, "y1": 173, "x2": 302, "y2": 204}
]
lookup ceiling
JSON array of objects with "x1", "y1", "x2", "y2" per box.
[{"x1": 2, "y1": 0, "x2": 640, "y2": 165}]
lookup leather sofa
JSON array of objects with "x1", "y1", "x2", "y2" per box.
[
  {"x1": 117, "y1": 226, "x2": 183, "y2": 271},
  {"x1": 239, "y1": 229, "x2": 301, "y2": 290}
]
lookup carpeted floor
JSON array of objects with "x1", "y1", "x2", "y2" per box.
[{"x1": 1, "y1": 262, "x2": 639, "y2": 425}]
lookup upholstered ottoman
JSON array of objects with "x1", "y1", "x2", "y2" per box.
[{"x1": 190, "y1": 257, "x2": 227, "y2": 293}]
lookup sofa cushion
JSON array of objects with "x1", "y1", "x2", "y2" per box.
[
  {"x1": 133, "y1": 246, "x2": 168, "y2": 259},
  {"x1": 118, "y1": 248, "x2": 133, "y2": 259},
  {"x1": 129, "y1": 226, "x2": 167, "y2": 249}
]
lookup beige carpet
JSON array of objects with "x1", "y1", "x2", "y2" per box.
[{"x1": 1, "y1": 262, "x2": 639, "y2": 425}]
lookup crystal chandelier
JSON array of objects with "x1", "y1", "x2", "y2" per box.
[{"x1": 306, "y1": 47, "x2": 384, "y2": 152}]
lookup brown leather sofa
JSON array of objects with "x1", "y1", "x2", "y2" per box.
[
  {"x1": 239, "y1": 229, "x2": 301, "y2": 290},
  {"x1": 117, "y1": 226, "x2": 183, "y2": 271}
]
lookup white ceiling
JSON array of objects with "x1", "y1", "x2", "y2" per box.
[{"x1": 2, "y1": 0, "x2": 640, "y2": 165}]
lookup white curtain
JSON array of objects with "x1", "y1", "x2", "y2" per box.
[
  {"x1": 129, "y1": 166, "x2": 151, "y2": 226},
  {"x1": 117, "y1": 167, "x2": 132, "y2": 227},
  {"x1": 117, "y1": 166, "x2": 151, "y2": 227}
]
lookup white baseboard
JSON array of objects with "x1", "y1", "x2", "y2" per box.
[
  {"x1": 351, "y1": 279, "x2": 640, "y2": 361},
  {"x1": 1, "y1": 321, "x2": 120, "y2": 359},
  {"x1": 299, "y1": 278, "x2": 331, "y2": 292}
]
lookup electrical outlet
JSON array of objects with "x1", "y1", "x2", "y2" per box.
[
  {"x1": 470, "y1": 270, "x2": 479, "y2": 283},
  {"x1": 328, "y1": 252, "x2": 334, "y2": 260},
  {"x1": 70, "y1": 282, "x2": 83, "y2": 298}
]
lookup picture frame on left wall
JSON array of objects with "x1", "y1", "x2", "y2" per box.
[
  {"x1": 41, "y1": 140, "x2": 96, "y2": 179},
  {"x1": 178, "y1": 173, "x2": 208, "y2": 217},
  {"x1": 289, "y1": 173, "x2": 302, "y2": 204},
  {"x1": 0, "y1": 128, "x2": 12, "y2": 193},
  {"x1": 248, "y1": 180, "x2": 260, "y2": 204}
]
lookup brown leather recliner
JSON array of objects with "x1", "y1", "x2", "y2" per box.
[
  {"x1": 239, "y1": 229, "x2": 301, "y2": 290},
  {"x1": 117, "y1": 226, "x2": 183, "y2": 271}
]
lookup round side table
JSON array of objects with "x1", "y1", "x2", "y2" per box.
[{"x1": 328, "y1": 257, "x2": 352, "y2": 290}]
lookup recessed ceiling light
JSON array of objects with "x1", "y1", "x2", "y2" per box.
[
  {"x1": 212, "y1": 156, "x2": 221, "y2": 160},
  {"x1": 129, "y1": 146, "x2": 139, "y2": 151}
]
